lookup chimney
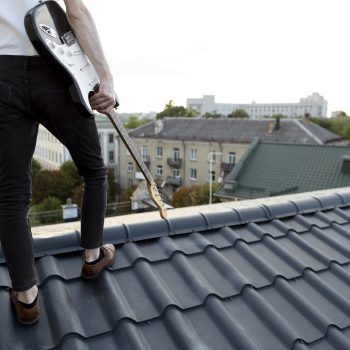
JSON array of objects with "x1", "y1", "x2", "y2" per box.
[
  {"x1": 275, "y1": 116, "x2": 281, "y2": 130},
  {"x1": 267, "y1": 118, "x2": 280, "y2": 134},
  {"x1": 303, "y1": 113, "x2": 311, "y2": 125},
  {"x1": 341, "y1": 155, "x2": 350, "y2": 173},
  {"x1": 155, "y1": 119, "x2": 164, "y2": 135}
]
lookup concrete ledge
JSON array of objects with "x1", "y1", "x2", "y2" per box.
[{"x1": 31, "y1": 187, "x2": 350, "y2": 237}]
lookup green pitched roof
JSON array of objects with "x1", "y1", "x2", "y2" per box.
[{"x1": 216, "y1": 140, "x2": 350, "y2": 199}]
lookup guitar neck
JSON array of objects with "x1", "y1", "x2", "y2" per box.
[{"x1": 106, "y1": 109, "x2": 153, "y2": 184}]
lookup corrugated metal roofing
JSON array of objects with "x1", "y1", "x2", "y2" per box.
[
  {"x1": 1, "y1": 192, "x2": 350, "y2": 349},
  {"x1": 216, "y1": 141, "x2": 350, "y2": 199},
  {"x1": 129, "y1": 118, "x2": 344, "y2": 145}
]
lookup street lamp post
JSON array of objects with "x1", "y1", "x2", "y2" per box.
[{"x1": 208, "y1": 151, "x2": 222, "y2": 205}]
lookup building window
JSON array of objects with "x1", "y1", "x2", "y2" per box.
[
  {"x1": 128, "y1": 179, "x2": 134, "y2": 187},
  {"x1": 173, "y1": 169, "x2": 180, "y2": 178},
  {"x1": 156, "y1": 146, "x2": 163, "y2": 158},
  {"x1": 190, "y1": 168, "x2": 197, "y2": 180},
  {"x1": 190, "y1": 149, "x2": 197, "y2": 161},
  {"x1": 228, "y1": 152, "x2": 236, "y2": 164},
  {"x1": 208, "y1": 170, "x2": 215, "y2": 182},
  {"x1": 109, "y1": 133, "x2": 114, "y2": 143},
  {"x1": 109, "y1": 151, "x2": 114, "y2": 162},
  {"x1": 209, "y1": 152, "x2": 217, "y2": 162},
  {"x1": 173, "y1": 148, "x2": 180, "y2": 160},
  {"x1": 127, "y1": 162, "x2": 133, "y2": 173},
  {"x1": 141, "y1": 146, "x2": 148, "y2": 161},
  {"x1": 156, "y1": 165, "x2": 163, "y2": 176}
]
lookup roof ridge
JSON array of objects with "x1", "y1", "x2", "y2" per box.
[
  {"x1": 294, "y1": 119, "x2": 323, "y2": 144},
  {"x1": 225, "y1": 137, "x2": 261, "y2": 183},
  {"x1": 0, "y1": 192, "x2": 348, "y2": 263}
]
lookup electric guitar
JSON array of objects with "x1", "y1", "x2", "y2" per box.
[{"x1": 25, "y1": 0, "x2": 167, "y2": 219}]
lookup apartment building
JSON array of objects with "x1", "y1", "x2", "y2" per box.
[
  {"x1": 119, "y1": 118, "x2": 343, "y2": 199},
  {"x1": 33, "y1": 114, "x2": 119, "y2": 171},
  {"x1": 187, "y1": 92, "x2": 328, "y2": 118}
]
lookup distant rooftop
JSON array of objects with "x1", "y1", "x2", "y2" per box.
[
  {"x1": 216, "y1": 139, "x2": 350, "y2": 199},
  {"x1": 129, "y1": 118, "x2": 344, "y2": 145}
]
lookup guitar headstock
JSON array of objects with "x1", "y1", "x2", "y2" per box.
[{"x1": 147, "y1": 182, "x2": 167, "y2": 219}]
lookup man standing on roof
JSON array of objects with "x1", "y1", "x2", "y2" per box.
[{"x1": 0, "y1": 0, "x2": 116, "y2": 325}]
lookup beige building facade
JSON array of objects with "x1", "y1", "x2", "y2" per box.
[
  {"x1": 119, "y1": 137, "x2": 248, "y2": 199},
  {"x1": 119, "y1": 117, "x2": 344, "y2": 200}
]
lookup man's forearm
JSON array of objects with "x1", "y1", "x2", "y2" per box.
[{"x1": 63, "y1": 0, "x2": 113, "y2": 82}]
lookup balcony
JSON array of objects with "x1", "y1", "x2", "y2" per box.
[
  {"x1": 166, "y1": 176, "x2": 182, "y2": 186},
  {"x1": 141, "y1": 155, "x2": 150, "y2": 168},
  {"x1": 167, "y1": 157, "x2": 182, "y2": 168},
  {"x1": 221, "y1": 162, "x2": 235, "y2": 172}
]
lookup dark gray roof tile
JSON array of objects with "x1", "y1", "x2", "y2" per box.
[
  {"x1": 2, "y1": 193, "x2": 350, "y2": 348},
  {"x1": 129, "y1": 118, "x2": 344, "y2": 145}
]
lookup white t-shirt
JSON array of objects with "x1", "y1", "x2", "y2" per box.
[{"x1": 0, "y1": 0, "x2": 59, "y2": 56}]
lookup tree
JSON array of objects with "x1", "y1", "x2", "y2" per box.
[
  {"x1": 32, "y1": 170, "x2": 75, "y2": 204},
  {"x1": 119, "y1": 185, "x2": 136, "y2": 202},
  {"x1": 311, "y1": 116, "x2": 350, "y2": 140},
  {"x1": 60, "y1": 161, "x2": 83, "y2": 187},
  {"x1": 33, "y1": 196, "x2": 62, "y2": 211},
  {"x1": 343, "y1": 123, "x2": 350, "y2": 140},
  {"x1": 124, "y1": 115, "x2": 152, "y2": 129},
  {"x1": 172, "y1": 184, "x2": 221, "y2": 208},
  {"x1": 107, "y1": 169, "x2": 117, "y2": 202},
  {"x1": 228, "y1": 109, "x2": 250, "y2": 119},
  {"x1": 31, "y1": 158, "x2": 42, "y2": 179},
  {"x1": 156, "y1": 100, "x2": 199, "y2": 119},
  {"x1": 203, "y1": 111, "x2": 224, "y2": 119},
  {"x1": 271, "y1": 113, "x2": 288, "y2": 119},
  {"x1": 30, "y1": 196, "x2": 62, "y2": 225}
]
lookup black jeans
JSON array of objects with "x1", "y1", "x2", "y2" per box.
[{"x1": 0, "y1": 55, "x2": 107, "y2": 291}]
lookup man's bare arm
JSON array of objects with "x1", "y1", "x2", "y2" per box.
[{"x1": 63, "y1": 0, "x2": 115, "y2": 114}]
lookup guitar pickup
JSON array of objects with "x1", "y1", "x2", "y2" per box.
[{"x1": 61, "y1": 31, "x2": 76, "y2": 46}]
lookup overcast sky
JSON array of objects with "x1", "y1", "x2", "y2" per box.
[{"x1": 83, "y1": 0, "x2": 349, "y2": 116}]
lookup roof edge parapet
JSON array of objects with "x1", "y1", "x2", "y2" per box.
[{"x1": 1, "y1": 189, "x2": 349, "y2": 263}]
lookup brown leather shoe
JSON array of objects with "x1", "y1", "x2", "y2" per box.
[
  {"x1": 10, "y1": 290, "x2": 39, "y2": 325},
  {"x1": 81, "y1": 244, "x2": 115, "y2": 281}
]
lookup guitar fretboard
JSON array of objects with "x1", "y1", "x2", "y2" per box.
[{"x1": 107, "y1": 109, "x2": 153, "y2": 184}]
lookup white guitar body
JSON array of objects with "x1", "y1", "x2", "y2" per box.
[
  {"x1": 43, "y1": 33, "x2": 100, "y2": 115},
  {"x1": 25, "y1": 1, "x2": 103, "y2": 116}
]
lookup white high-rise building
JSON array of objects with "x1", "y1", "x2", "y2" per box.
[{"x1": 187, "y1": 93, "x2": 328, "y2": 118}]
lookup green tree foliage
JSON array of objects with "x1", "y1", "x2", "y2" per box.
[
  {"x1": 172, "y1": 184, "x2": 220, "y2": 208},
  {"x1": 33, "y1": 196, "x2": 62, "y2": 211},
  {"x1": 31, "y1": 158, "x2": 42, "y2": 179},
  {"x1": 156, "y1": 100, "x2": 199, "y2": 119},
  {"x1": 30, "y1": 196, "x2": 63, "y2": 225},
  {"x1": 60, "y1": 161, "x2": 83, "y2": 187},
  {"x1": 271, "y1": 113, "x2": 288, "y2": 119},
  {"x1": 119, "y1": 185, "x2": 136, "y2": 202},
  {"x1": 107, "y1": 169, "x2": 117, "y2": 202},
  {"x1": 311, "y1": 116, "x2": 350, "y2": 140},
  {"x1": 124, "y1": 115, "x2": 152, "y2": 129},
  {"x1": 32, "y1": 169, "x2": 75, "y2": 204},
  {"x1": 203, "y1": 111, "x2": 224, "y2": 119},
  {"x1": 227, "y1": 109, "x2": 250, "y2": 119}
]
